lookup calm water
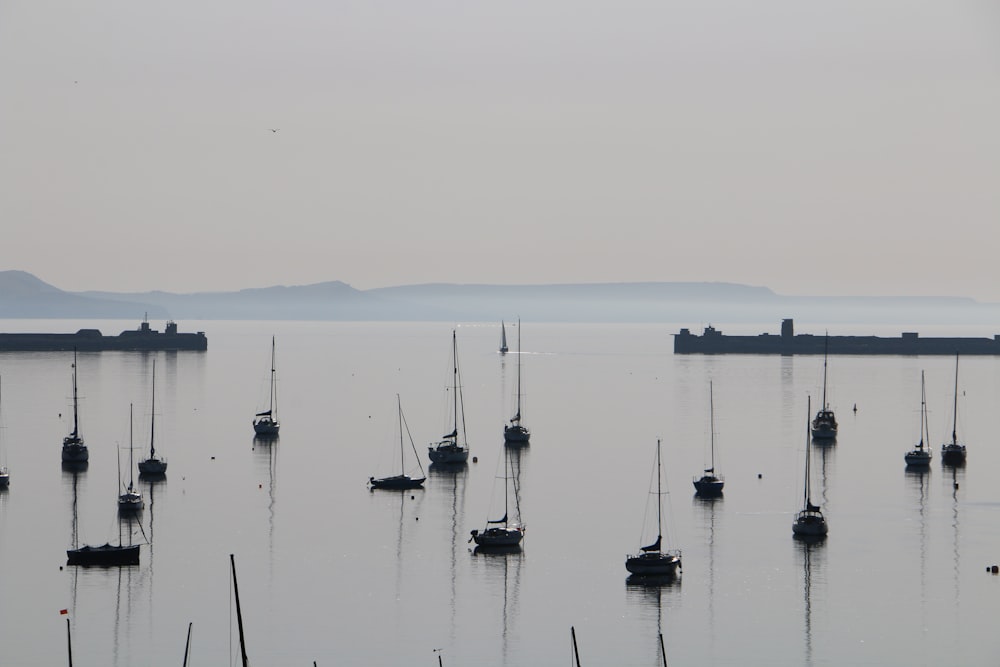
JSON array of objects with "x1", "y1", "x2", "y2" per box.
[{"x1": 2, "y1": 319, "x2": 1000, "y2": 666}]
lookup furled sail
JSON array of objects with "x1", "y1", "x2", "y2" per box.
[{"x1": 640, "y1": 535, "x2": 662, "y2": 553}]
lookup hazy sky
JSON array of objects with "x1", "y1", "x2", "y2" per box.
[{"x1": 2, "y1": 1, "x2": 998, "y2": 299}]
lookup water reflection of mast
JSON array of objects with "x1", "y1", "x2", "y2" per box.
[
  {"x1": 253, "y1": 435, "x2": 279, "y2": 582},
  {"x1": 68, "y1": 470, "x2": 81, "y2": 614},
  {"x1": 815, "y1": 441, "x2": 833, "y2": 508},
  {"x1": 950, "y1": 466, "x2": 962, "y2": 604},
  {"x1": 114, "y1": 514, "x2": 138, "y2": 664},
  {"x1": 796, "y1": 538, "x2": 825, "y2": 667},
  {"x1": 430, "y1": 464, "x2": 467, "y2": 645},
  {"x1": 905, "y1": 466, "x2": 930, "y2": 639},
  {"x1": 695, "y1": 496, "x2": 720, "y2": 657}
]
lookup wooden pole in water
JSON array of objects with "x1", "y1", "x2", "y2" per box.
[
  {"x1": 230, "y1": 554, "x2": 249, "y2": 667},
  {"x1": 182, "y1": 622, "x2": 193, "y2": 667},
  {"x1": 659, "y1": 632, "x2": 668, "y2": 667},
  {"x1": 66, "y1": 617, "x2": 73, "y2": 667},
  {"x1": 571, "y1": 626, "x2": 582, "y2": 667}
]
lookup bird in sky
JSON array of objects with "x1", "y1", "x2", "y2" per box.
[{"x1": 267, "y1": 128, "x2": 279, "y2": 133}]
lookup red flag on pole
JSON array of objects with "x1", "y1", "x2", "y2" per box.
[{"x1": 60, "y1": 609, "x2": 68, "y2": 615}]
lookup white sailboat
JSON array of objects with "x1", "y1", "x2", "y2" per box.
[
  {"x1": 811, "y1": 337, "x2": 838, "y2": 440},
  {"x1": 118, "y1": 404, "x2": 144, "y2": 513},
  {"x1": 499, "y1": 321, "x2": 509, "y2": 354},
  {"x1": 503, "y1": 319, "x2": 530, "y2": 446},
  {"x1": 61, "y1": 350, "x2": 89, "y2": 464},
  {"x1": 793, "y1": 397, "x2": 827, "y2": 537},
  {"x1": 693, "y1": 381, "x2": 724, "y2": 497},
  {"x1": 253, "y1": 337, "x2": 280, "y2": 436},
  {"x1": 904, "y1": 371, "x2": 932, "y2": 467},
  {"x1": 428, "y1": 330, "x2": 469, "y2": 465},
  {"x1": 470, "y1": 443, "x2": 524, "y2": 548},
  {"x1": 138, "y1": 359, "x2": 167, "y2": 476},
  {"x1": 941, "y1": 353, "x2": 967, "y2": 465},
  {"x1": 370, "y1": 395, "x2": 426, "y2": 490},
  {"x1": 626, "y1": 439, "x2": 682, "y2": 577},
  {"x1": 0, "y1": 376, "x2": 9, "y2": 488}
]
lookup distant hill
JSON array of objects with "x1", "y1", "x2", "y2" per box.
[
  {"x1": 0, "y1": 270, "x2": 169, "y2": 319},
  {"x1": 2, "y1": 270, "x2": 999, "y2": 324}
]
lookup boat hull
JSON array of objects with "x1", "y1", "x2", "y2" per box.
[
  {"x1": 118, "y1": 492, "x2": 144, "y2": 513},
  {"x1": 792, "y1": 511, "x2": 828, "y2": 537},
  {"x1": 625, "y1": 552, "x2": 681, "y2": 577},
  {"x1": 61, "y1": 441, "x2": 89, "y2": 463},
  {"x1": 428, "y1": 443, "x2": 469, "y2": 464},
  {"x1": 904, "y1": 450, "x2": 932, "y2": 466},
  {"x1": 472, "y1": 526, "x2": 524, "y2": 548},
  {"x1": 941, "y1": 444, "x2": 966, "y2": 465},
  {"x1": 0, "y1": 469, "x2": 8, "y2": 487},
  {"x1": 138, "y1": 457, "x2": 167, "y2": 476},
  {"x1": 693, "y1": 475, "x2": 724, "y2": 497},
  {"x1": 503, "y1": 425, "x2": 530, "y2": 445},
  {"x1": 253, "y1": 419, "x2": 280, "y2": 436},
  {"x1": 369, "y1": 475, "x2": 425, "y2": 490},
  {"x1": 67, "y1": 544, "x2": 140, "y2": 566}
]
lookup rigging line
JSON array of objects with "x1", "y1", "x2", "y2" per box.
[{"x1": 399, "y1": 400, "x2": 424, "y2": 476}]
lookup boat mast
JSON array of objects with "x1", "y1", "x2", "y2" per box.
[
  {"x1": 919, "y1": 371, "x2": 926, "y2": 452},
  {"x1": 708, "y1": 381, "x2": 715, "y2": 473},
  {"x1": 128, "y1": 403, "x2": 135, "y2": 494},
  {"x1": 452, "y1": 331, "x2": 458, "y2": 441},
  {"x1": 503, "y1": 447, "x2": 510, "y2": 527},
  {"x1": 71, "y1": 349, "x2": 79, "y2": 439},
  {"x1": 655, "y1": 439, "x2": 663, "y2": 551},
  {"x1": 515, "y1": 319, "x2": 522, "y2": 423},
  {"x1": 269, "y1": 336, "x2": 277, "y2": 420},
  {"x1": 821, "y1": 336, "x2": 829, "y2": 410},
  {"x1": 804, "y1": 397, "x2": 812, "y2": 508},
  {"x1": 951, "y1": 353, "x2": 959, "y2": 447},
  {"x1": 149, "y1": 360, "x2": 156, "y2": 459},
  {"x1": 397, "y1": 394, "x2": 405, "y2": 474},
  {"x1": 230, "y1": 554, "x2": 249, "y2": 667}
]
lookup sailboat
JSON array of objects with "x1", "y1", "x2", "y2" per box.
[
  {"x1": 118, "y1": 404, "x2": 143, "y2": 513},
  {"x1": 693, "y1": 381, "x2": 724, "y2": 497},
  {"x1": 61, "y1": 350, "x2": 89, "y2": 464},
  {"x1": 941, "y1": 353, "x2": 967, "y2": 465},
  {"x1": 904, "y1": 371, "x2": 933, "y2": 467},
  {"x1": 370, "y1": 395, "x2": 426, "y2": 490},
  {"x1": 470, "y1": 443, "x2": 524, "y2": 548},
  {"x1": 810, "y1": 336, "x2": 838, "y2": 440},
  {"x1": 503, "y1": 319, "x2": 530, "y2": 446},
  {"x1": 0, "y1": 377, "x2": 9, "y2": 488},
  {"x1": 626, "y1": 439, "x2": 682, "y2": 577},
  {"x1": 793, "y1": 397, "x2": 828, "y2": 537},
  {"x1": 499, "y1": 321, "x2": 509, "y2": 354},
  {"x1": 137, "y1": 359, "x2": 167, "y2": 476},
  {"x1": 252, "y1": 337, "x2": 280, "y2": 436},
  {"x1": 428, "y1": 330, "x2": 469, "y2": 464}
]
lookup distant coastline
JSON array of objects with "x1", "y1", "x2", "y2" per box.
[{"x1": 3, "y1": 270, "x2": 999, "y2": 324}]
